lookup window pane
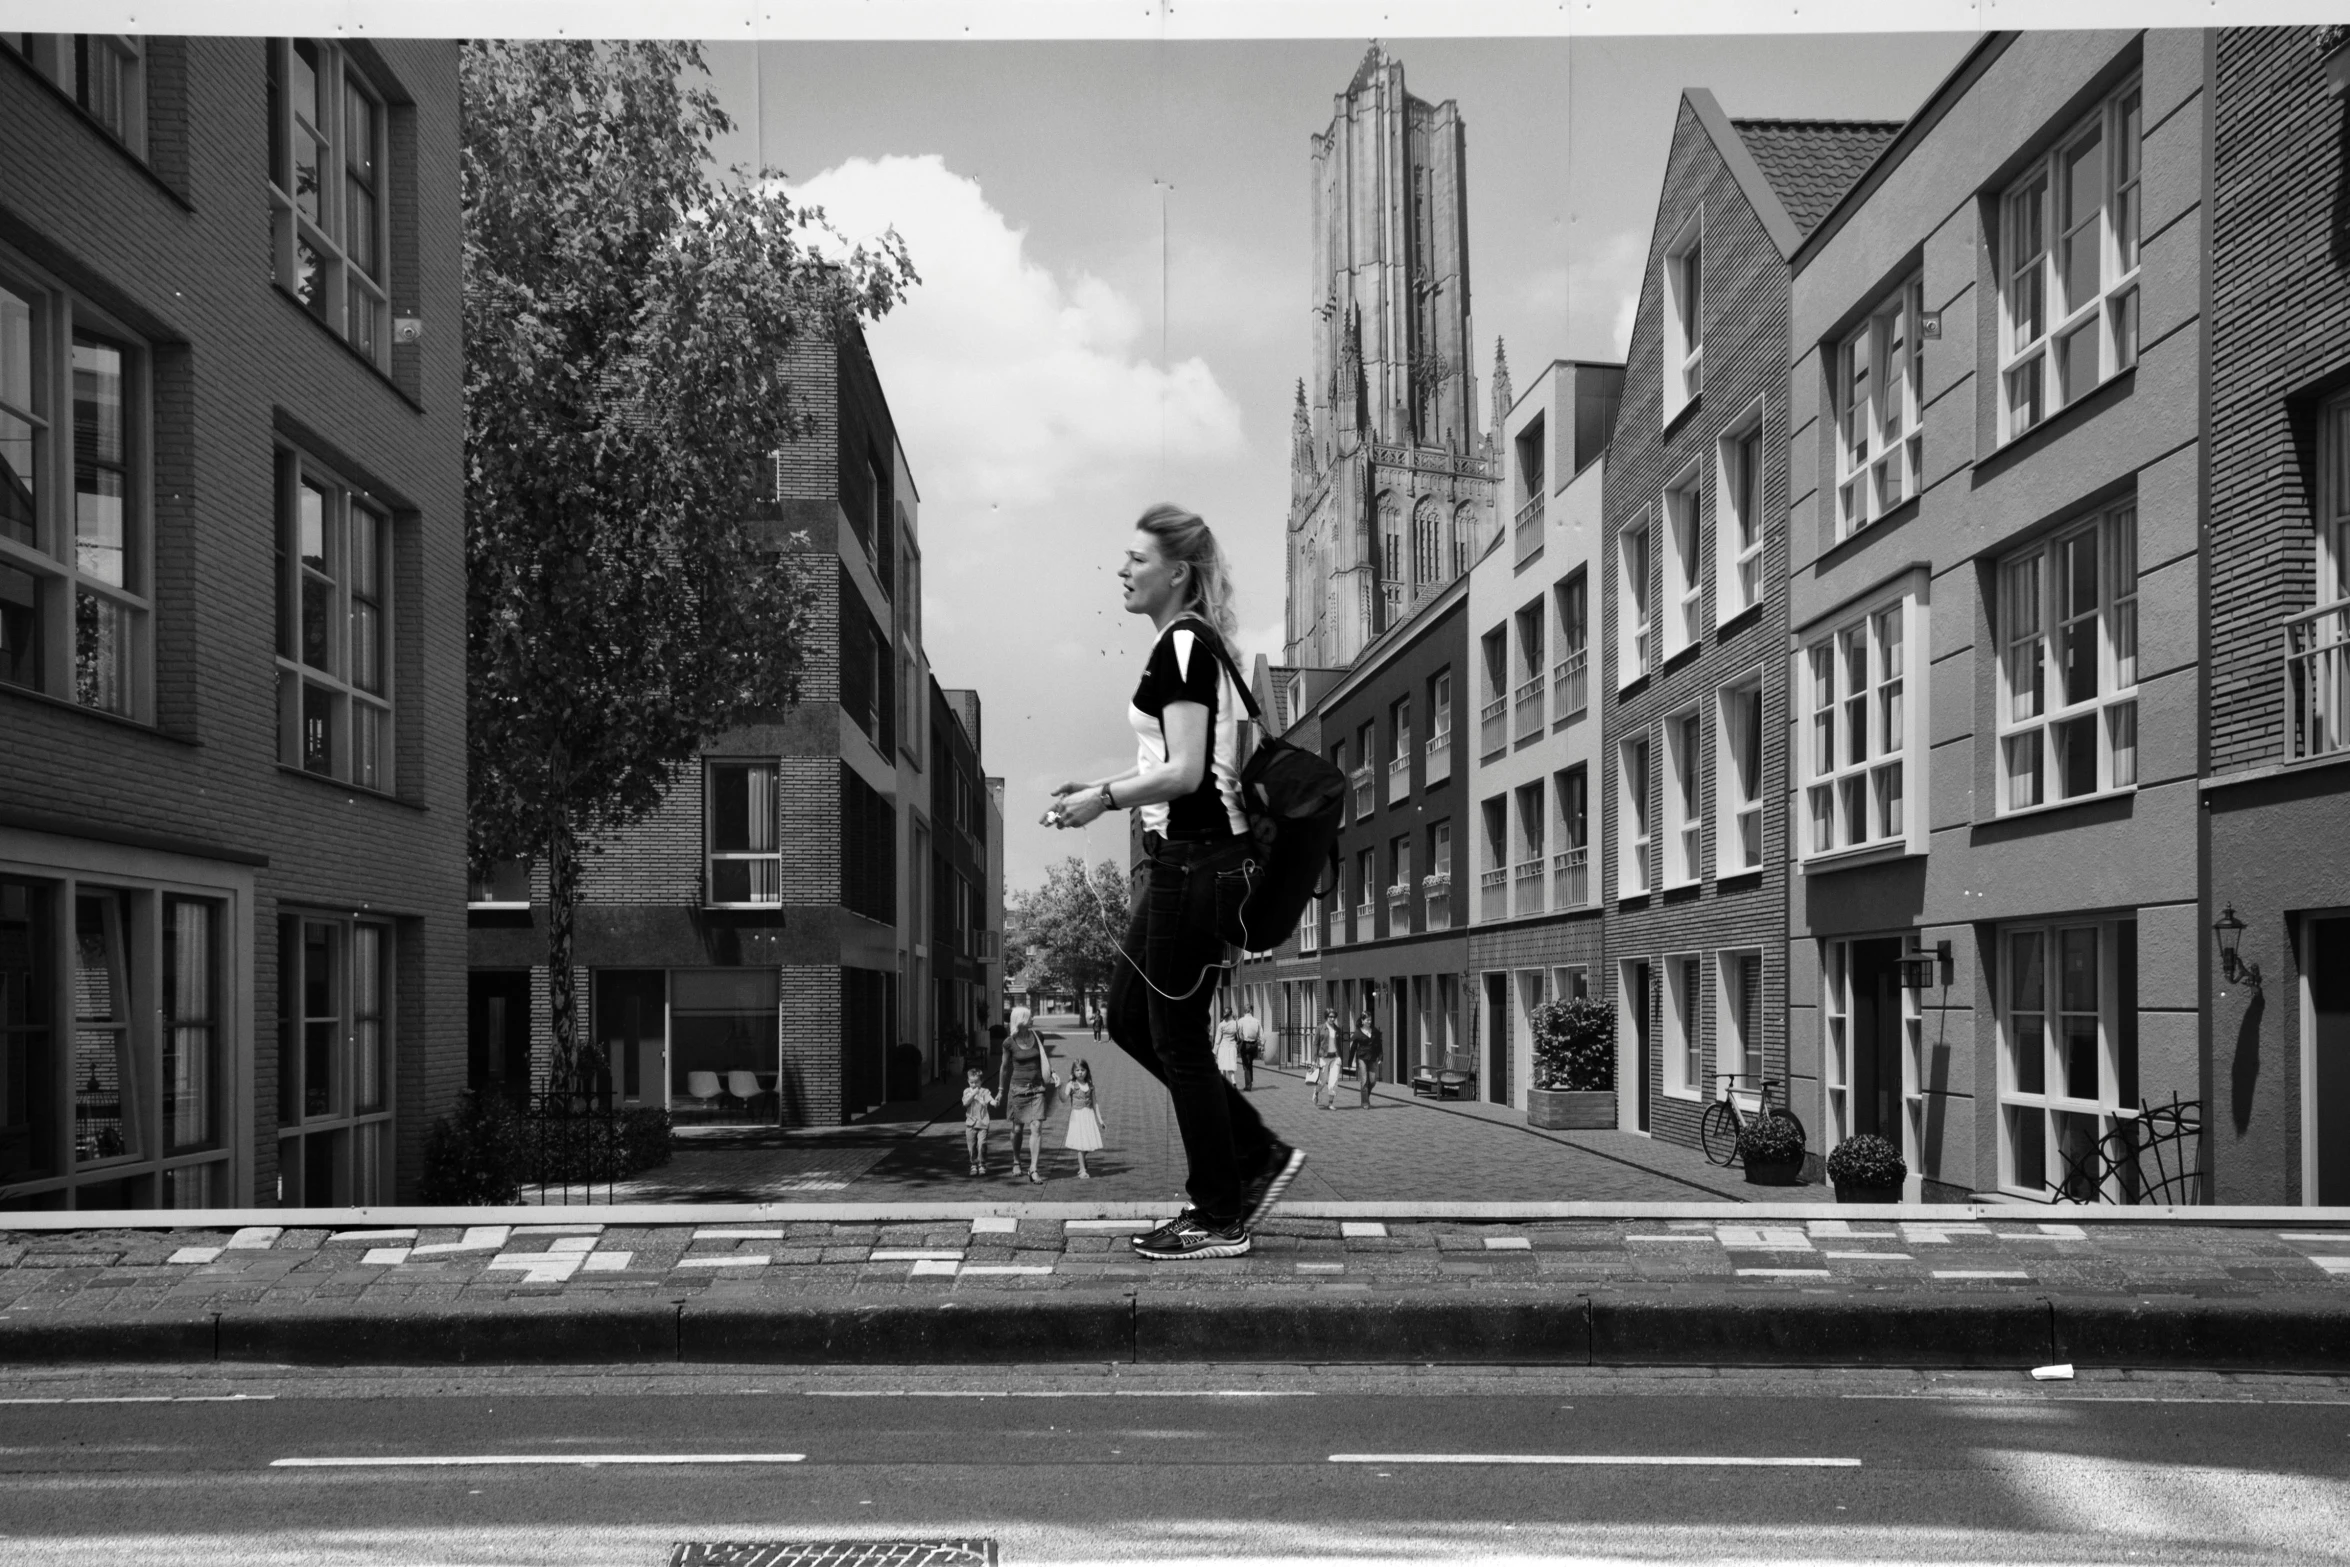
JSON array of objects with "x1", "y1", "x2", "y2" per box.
[
  {"x1": 2008, "y1": 178, "x2": 2046, "y2": 344},
  {"x1": 2055, "y1": 320, "x2": 2100, "y2": 405},
  {"x1": 2004, "y1": 555, "x2": 2044, "y2": 721},
  {"x1": 1876, "y1": 762, "x2": 1903, "y2": 840},
  {"x1": 2113, "y1": 91, "x2": 2141, "y2": 272},
  {"x1": 70, "y1": 337, "x2": 127, "y2": 588},
  {"x1": 2057, "y1": 129, "x2": 2103, "y2": 314},
  {"x1": 1809, "y1": 785, "x2": 1832, "y2": 853},
  {"x1": 2007, "y1": 357, "x2": 2044, "y2": 432},
  {"x1": 74, "y1": 590, "x2": 128, "y2": 714},
  {"x1": 2109, "y1": 700, "x2": 2137, "y2": 788},
  {"x1": 72, "y1": 891, "x2": 136, "y2": 1163},
  {"x1": 0, "y1": 878, "x2": 59, "y2": 1182},
  {"x1": 352, "y1": 925, "x2": 383, "y2": 1113},
  {"x1": 2057, "y1": 529, "x2": 2100, "y2": 706},
  {"x1": 290, "y1": 41, "x2": 325, "y2": 226},
  {"x1": 343, "y1": 80, "x2": 377, "y2": 276},
  {"x1": 2060, "y1": 927, "x2": 2099, "y2": 1101},
  {"x1": 2008, "y1": 930, "x2": 2046, "y2": 1095},
  {"x1": 710, "y1": 765, "x2": 754, "y2": 852},
  {"x1": 294, "y1": 238, "x2": 324, "y2": 310},
  {"x1": 0, "y1": 562, "x2": 41, "y2": 692},
  {"x1": 2054, "y1": 713, "x2": 2098, "y2": 798},
  {"x1": 353, "y1": 701, "x2": 382, "y2": 790},
  {"x1": 2008, "y1": 1105, "x2": 2045, "y2": 1191},
  {"x1": 1839, "y1": 776, "x2": 1865, "y2": 846},
  {"x1": 2006, "y1": 731, "x2": 2043, "y2": 809},
  {"x1": 302, "y1": 922, "x2": 338, "y2": 1118},
  {"x1": 301, "y1": 681, "x2": 335, "y2": 775},
  {"x1": 163, "y1": 899, "x2": 217, "y2": 1153}
]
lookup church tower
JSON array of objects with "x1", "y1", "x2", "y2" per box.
[{"x1": 1285, "y1": 44, "x2": 1496, "y2": 669}]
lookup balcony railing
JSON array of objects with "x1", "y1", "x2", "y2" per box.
[
  {"x1": 1424, "y1": 729, "x2": 1452, "y2": 785},
  {"x1": 1513, "y1": 676, "x2": 1545, "y2": 741},
  {"x1": 1555, "y1": 648, "x2": 1588, "y2": 721},
  {"x1": 1479, "y1": 867, "x2": 1509, "y2": 923},
  {"x1": 1514, "y1": 859, "x2": 1546, "y2": 917},
  {"x1": 2289, "y1": 600, "x2": 2350, "y2": 760},
  {"x1": 1386, "y1": 882, "x2": 1412, "y2": 932},
  {"x1": 1480, "y1": 696, "x2": 1509, "y2": 760},
  {"x1": 1422, "y1": 873, "x2": 1451, "y2": 932},
  {"x1": 1554, "y1": 846, "x2": 1588, "y2": 909},
  {"x1": 1514, "y1": 494, "x2": 1545, "y2": 566},
  {"x1": 1386, "y1": 754, "x2": 1412, "y2": 807},
  {"x1": 1353, "y1": 901, "x2": 1376, "y2": 941},
  {"x1": 1350, "y1": 764, "x2": 1375, "y2": 820}
]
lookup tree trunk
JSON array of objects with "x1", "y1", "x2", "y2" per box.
[{"x1": 544, "y1": 810, "x2": 581, "y2": 1099}]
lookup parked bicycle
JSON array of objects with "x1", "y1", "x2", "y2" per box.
[{"x1": 1699, "y1": 1074, "x2": 1807, "y2": 1167}]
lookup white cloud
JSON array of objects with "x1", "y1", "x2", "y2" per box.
[
  {"x1": 785, "y1": 155, "x2": 1246, "y2": 510},
  {"x1": 1566, "y1": 227, "x2": 1648, "y2": 361}
]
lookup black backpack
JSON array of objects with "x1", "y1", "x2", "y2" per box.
[{"x1": 1178, "y1": 619, "x2": 1346, "y2": 951}]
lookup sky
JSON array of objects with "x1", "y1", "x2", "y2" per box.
[{"x1": 695, "y1": 32, "x2": 1978, "y2": 900}]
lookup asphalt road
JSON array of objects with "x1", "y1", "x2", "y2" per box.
[{"x1": 4, "y1": 1364, "x2": 2349, "y2": 1564}]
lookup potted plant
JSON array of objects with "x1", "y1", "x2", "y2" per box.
[
  {"x1": 1526, "y1": 997, "x2": 1615, "y2": 1130},
  {"x1": 1737, "y1": 1113, "x2": 1808, "y2": 1186},
  {"x1": 1826, "y1": 1133, "x2": 1907, "y2": 1203}
]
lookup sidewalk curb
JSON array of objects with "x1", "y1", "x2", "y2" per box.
[{"x1": 7, "y1": 1290, "x2": 2345, "y2": 1371}]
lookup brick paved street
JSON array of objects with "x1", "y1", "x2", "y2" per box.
[{"x1": 584, "y1": 1015, "x2": 1749, "y2": 1206}]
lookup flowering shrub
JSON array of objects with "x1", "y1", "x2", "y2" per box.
[
  {"x1": 1530, "y1": 997, "x2": 1614, "y2": 1092},
  {"x1": 1736, "y1": 1112, "x2": 1807, "y2": 1166},
  {"x1": 1826, "y1": 1133, "x2": 1906, "y2": 1189}
]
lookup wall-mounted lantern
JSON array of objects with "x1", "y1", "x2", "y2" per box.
[
  {"x1": 2213, "y1": 904, "x2": 2264, "y2": 990},
  {"x1": 1897, "y1": 940, "x2": 1953, "y2": 991}
]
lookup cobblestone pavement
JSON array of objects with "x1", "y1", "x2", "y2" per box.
[
  {"x1": 5, "y1": 1215, "x2": 2348, "y2": 1319},
  {"x1": 584, "y1": 1015, "x2": 1750, "y2": 1206}
]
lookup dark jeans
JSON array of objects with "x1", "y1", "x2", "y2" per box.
[{"x1": 1106, "y1": 836, "x2": 1277, "y2": 1227}]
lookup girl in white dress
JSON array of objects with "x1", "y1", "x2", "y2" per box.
[
  {"x1": 1214, "y1": 1016, "x2": 1241, "y2": 1085},
  {"x1": 1061, "y1": 1058, "x2": 1105, "y2": 1178}
]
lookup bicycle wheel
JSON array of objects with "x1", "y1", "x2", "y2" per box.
[
  {"x1": 1699, "y1": 1101, "x2": 1740, "y2": 1166},
  {"x1": 1766, "y1": 1104, "x2": 1807, "y2": 1147}
]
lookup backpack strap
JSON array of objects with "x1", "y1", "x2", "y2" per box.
[{"x1": 1168, "y1": 615, "x2": 1265, "y2": 725}]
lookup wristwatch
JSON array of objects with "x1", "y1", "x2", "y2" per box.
[{"x1": 1098, "y1": 783, "x2": 1117, "y2": 811}]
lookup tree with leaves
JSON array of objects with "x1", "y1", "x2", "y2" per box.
[
  {"x1": 463, "y1": 41, "x2": 913, "y2": 1095},
  {"x1": 1006, "y1": 857, "x2": 1132, "y2": 1020}
]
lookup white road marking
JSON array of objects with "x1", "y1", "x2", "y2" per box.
[
  {"x1": 483, "y1": 1253, "x2": 583, "y2": 1283},
  {"x1": 0, "y1": 1395, "x2": 270, "y2": 1404},
  {"x1": 969, "y1": 1216, "x2": 1019, "y2": 1234},
  {"x1": 674, "y1": 1254, "x2": 770, "y2": 1268},
  {"x1": 959, "y1": 1265, "x2": 1053, "y2": 1276},
  {"x1": 1735, "y1": 1268, "x2": 1831, "y2": 1277},
  {"x1": 2275, "y1": 1232, "x2": 2350, "y2": 1241},
  {"x1": 1823, "y1": 1251, "x2": 1915, "y2": 1260},
  {"x1": 870, "y1": 1250, "x2": 965, "y2": 1261},
  {"x1": 1933, "y1": 1270, "x2": 2031, "y2": 1280},
  {"x1": 693, "y1": 1228, "x2": 786, "y2": 1240},
  {"x1": 67, "y1": 1395, "x2": 171, "y2": 1403},
  {"x1": 1483, "y1": 1237, "x2": 1532, "y2": 1251},
  {"x1": 2307, "y1": 1257, "x2": 2350, "y2": 1274},
  {"x1": 166, "y1": 1247, "x2": 222, "y2": 1264},
  {"x1": 1806, "y1": 1220, "x2": 1854, "y2": 1237},
  {"x1": 1340, "y1": 1221, "x2": 1387, "y2": 1238},
  {"x1": 1329, "y1": 1454, "x2": 1860, "y2": 1466},
  {"x1": 804, "y1": 1389, "x2": 1315, "y2": 1398},
  {"x1": 360, "y1": 1247, "x2": 411, "y2": 1265},
  {"x1": 270, "y1": 1453, "x2": 803, "y2": 1467}
]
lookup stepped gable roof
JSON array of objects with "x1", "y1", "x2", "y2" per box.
[{"x1": 1729, "y1": 118, "x2": 1904, "y2": 241}]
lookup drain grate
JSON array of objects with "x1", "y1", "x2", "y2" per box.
[{"x1": 671, "y1": 1543, "x2": 997, "y2": 1567}]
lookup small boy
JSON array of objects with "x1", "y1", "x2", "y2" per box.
[{"x1": 961, "y1": 1067, "x2": 999, "y2": 1175}]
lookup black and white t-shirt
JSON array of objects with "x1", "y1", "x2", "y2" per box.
[{"x1": 1127, "y1": 617, "x2": 1247, "y2": 841}]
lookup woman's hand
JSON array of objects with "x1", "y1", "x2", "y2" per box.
[{"x1": 1042, "y1": 781, "x2": 1102, "y2": 831}]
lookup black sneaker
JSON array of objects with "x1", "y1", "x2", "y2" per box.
[
  {"x1": 1132, "y1": 1212, "x2": 1251, "y2": 1261},
  {"x1": 1130, "y1": 1209, "x2": 1199, "y2": 1251},
  {"x1": 1238, "y1": 1141, "x2": 1307, "y2": 1232}
]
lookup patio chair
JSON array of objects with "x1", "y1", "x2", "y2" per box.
[
  {"x1": 685, "y1": 1070, "x2": 722, "y2": 1114},
  {"x1": 725, "y1": 1070, "x2": 763, "y2": 1114}
]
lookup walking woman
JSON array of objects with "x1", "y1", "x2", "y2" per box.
[
  {"x1": 1041, "y1": 503, "x2": 1306, "y2": 1261},
  {"x1": 996, "y1": 1005, "x2": 1057, "y2": 1183},
  {"x1": 1313, "y1": 1008, "x2": 1344, "y2": 1111}
]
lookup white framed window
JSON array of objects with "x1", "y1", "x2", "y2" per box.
[
  {"x1": 1716, "y1": 949, "x2": 1763, "y2": 1091},
  {"x1": 1514, "y1": 779, "x2": 1546, "y2": 917},
  {"x1": 267, "y1": 39, "x2": 391, "y2": 368},
  {"x1": 1555, "y1": 764, "x2": 1589, "y2": 909},
  {"x1": 278, "y1": 911, "x2": 394, "y2": 1207},
  {"x1": 1554, "y1": 568, "x2": 1588, "y2": 721},
  {"x1": 1552, "y1": 965, "x2": 1590, "y2": 1002},
  {"x1": 1619, "y1": 733, "x2": 1652, "y2": 896},
  {"x1": 1663, "y1": 208, "x2": 1704, "y2": 424},
  {"x1": 1479, "y1": 794, "x2": 1509, "y2": 924},
  {"x1": 2291, "y1": 396, "x2": 2350, "y2": 760},
  {"x1": 1619, "y1": 510, "x2": 1653, "y2": 685},
  {"x1": 2, "y1": 36, "x2": 145, "y2": 153},
  {"x1": 1661, "y1": 468, "x2": 1702, "y2": 658},
  {"x1": 1663, "y1": 952, "x2": 1702, "y2": 1099},
  {"x1": 705, "y1": 761, "x2": 780, "y2": 906},
  {"x1": 1835, "y1": 275, "x2": 1925, "y2": 534},
  {"x1": 1998, "y1": 918, "x2": 2138, "y2": 1200},
  {"x1": 1388, "y1": 833, "x2": 1412, "y2": 908},
  {"x1": 1999, "y1": 78, "x2": 2142, "y2": 443},
  {"x1": 0, "y1": 264, "x2": 150, "y2": 720},
  {"x1": 1800, "y1": 581, "x2": 1925, "y2": 860},
  {"x1": 275, "y1": 452, "x2": 393, "y2": 790},
  {"x1": 1998, "y1": 504, "x2": 2139, "y2": 812},
  {"x1": 1663, "y1": 708, "x2": 1702, "y2": 887},
  {"x1": 1716, "y1": 671, "x2": 1764, "y2": 874},
  {"x1": 1717, "y1": 406, "x2": 1765, "y2": 616}
]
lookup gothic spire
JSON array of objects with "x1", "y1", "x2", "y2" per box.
[{"x1": 1491, "y1": 336, "x2": 1513, "y2": 429}]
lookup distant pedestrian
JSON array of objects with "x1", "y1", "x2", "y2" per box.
[
  {"x1": 997, "y1": 1005, "x2": 1058, "y2": 1184},
  {"x1": 1062, "y1": 1058, "x2": 1105, "y2": 1179},
  {"x1": 1092, "y1": 1007, "x2": 1105, "y2": 1042},
  {"x1": 961, "y1": 1067, "x2": 999, "y2": 1176},
  {"x1": 1214, "y1": 1014, "x2": 1241, "y2": 1086},
  {"x1": 1314, "y1": 1008, "x2": 1344, "y2": 1110},
  {"x1": 1236, "y1": 1007, "x2": 1260, "y2": 1090},
  {"x1": 1352, "y1": 1010, "x2": 1382, "y2": 1109}
]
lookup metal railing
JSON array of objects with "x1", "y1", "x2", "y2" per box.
[
  {"x1": 1514, "y1": 859, "x2": 1546, "y2": 917},
  {"x1": 1554, "y1": 846, "x2": 1588, "y2": 909},
  {"x1": 1514, "y1": 676, "x2": 1545, "y2": 741},
  {"x1": 1556, "y1": 648, "x2": 1588, "y2": 720},
  {"x1": 2046, "y1": 1094, "x2": 2204, "y2": 1206},
  {"x1": 2288, "y1": 600, "x2": 2350, "y2": 760},
  {"x1": 514, "y1": 1089, "x2": 676, "y2": 1206},
  {"x1": 1387, "y1": 754, "x2": 1412, "y2": 806},
  {"x1": 1351, "y1": 764, "x2": 1375, "y2": 820},
  {"x1": 1422, "y1": 874, "x2": 1451, "y2": 932},
  {"x1": 1424, "y1": 729, "x2": 1451, "y2": 785},
  {"x1": 1479, "y1": 867, "x2": 1508, "y2": 923},
  {"x1": 1514, "y1": 494, "x2": 1545, "y2": 565},
  {"x1": 1480, "y1": 695, "x2": 1509, "y2": 759}
]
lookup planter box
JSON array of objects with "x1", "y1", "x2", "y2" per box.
[
  {"x1": 1527, "y1": 1087, "x2": 1615, "y2": 1130},
  {"x1": 1743, "y1": 1157, "x2": 1805, "y2": 1187},
  {"x1": 1834, "y1": 1180, "x2": 1903, "y2": 1204}
]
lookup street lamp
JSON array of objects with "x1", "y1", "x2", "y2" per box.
[{"x1": 2213, "y1": 904, "x2": 2263, "y2": 990}]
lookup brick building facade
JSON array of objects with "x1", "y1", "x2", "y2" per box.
[
  {"x1": 1599, "y1": 94, "x2": 1893, "y2": 1159},
  {"x1": 2, "y1": 37, "x2": 467, "y2": 1207}
]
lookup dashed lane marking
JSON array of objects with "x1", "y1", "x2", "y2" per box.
[
  {"x1": 270, "y1": 1453, "x2": 803, "y2": 1467},
  {"x1": 1329, "y1": 1454, "x2": 1860, "y2": 1466}
]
